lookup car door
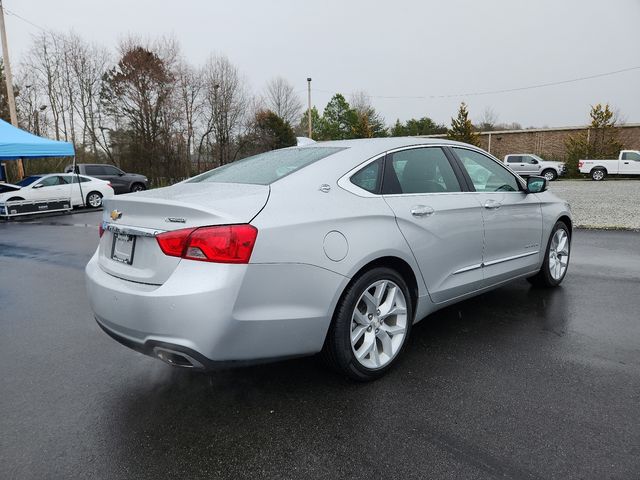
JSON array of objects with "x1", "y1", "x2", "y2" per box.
[
  {"x1": 61, "y1": 174, "x2": 84, "y2": 206},
  {"x1": 506, "y1": 155, "x2": 524, "y2": 174},
  {"x1": 30, "y1": 175, "x2": 68, "y2": 201},
  {"x1": 521, "y1": 155, "x2": 542, "y2": 176},
  {"x1": 101, "y1": 165, "x2": 127, "y2": 193},
  {"x1": 381, "y1": 146, "x2": 485, "y2": 303},
  {"x1": 620, "y1": 151, "x2": 640, "y2": 174},
  {"x1": 450, "y1": 147, "x2": 543, "y2": 287}
]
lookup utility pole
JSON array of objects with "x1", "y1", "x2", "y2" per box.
[
  {"x1": 0, "y1": 0, "x2": 23, "y2": 179},
  {"x1": 306, "y1": 77, "x2": 312, "y2": 139}
]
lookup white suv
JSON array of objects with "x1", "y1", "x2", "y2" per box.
[{"x1": 504, "y1": 154, "x2": 566, "y2": 181}]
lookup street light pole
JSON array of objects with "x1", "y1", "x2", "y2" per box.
[
  {"x1": 0, "y1": 0, "x2": 23, "y2": 179},
  {"x1": 307, "y1": 77, "x2": 312, "y2": 139}
]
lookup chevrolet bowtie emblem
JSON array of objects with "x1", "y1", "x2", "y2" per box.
[{"x1": 110, "y1": 210, "x2": 122, "y2": 221}]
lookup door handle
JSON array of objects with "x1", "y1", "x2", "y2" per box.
[
  {"x1": 624, "y1": 162, "x2": 630, "y2": 164},
  {"x1": 484, "y1": 199, "x2": 502, "y2": 210},
  {"x1": 411, "y1": 205, "x2": 435, "y2": 217}
]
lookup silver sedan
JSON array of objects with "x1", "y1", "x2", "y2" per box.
[{"x1": 86, "y1": 138, "x2": 572, "y2": 381}]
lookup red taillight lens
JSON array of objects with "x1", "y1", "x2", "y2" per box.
[
  {"x1": 578, "y1": 161, "x2": 583, "y2": 168},
  {"x1": 156, "y1": 225, "x2": 257, "y2": 264},
  {"x1": 156, "y1": 227, "x2": 196, "y2": 257},
  {"x1": 98, "y1": 224, "x2": 105, "y2": 238}
]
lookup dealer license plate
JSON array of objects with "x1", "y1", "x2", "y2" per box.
[{"x1": 111, "y1": 233, "x2": 136, "y2": 265}]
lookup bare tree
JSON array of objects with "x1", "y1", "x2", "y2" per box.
[
  {"x1": 264, "y1": 76, "x2": 301, "y2": 125},
  {"x1": 201, "y1": 54, "x2": 248, "y2": 166},
  {"x1": 477, "y1": 107, "x2": 498, "y2": 131}
]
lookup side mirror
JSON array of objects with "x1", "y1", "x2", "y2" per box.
[
  {"x1": 530, "y1": 159, "x2": 539, "y2": 164},
  {"x1": 526, "y1": 176, "x2": 547, "y2": 193},
  {"x1": 118, "y1": 172, "x2": 125, "y2": 176}
]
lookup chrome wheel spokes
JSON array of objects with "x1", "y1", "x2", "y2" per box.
[
  {"x1": 549, "y1": 229, "x2": 569, "y2": 281},
  {"x1": 351, "y1": 280, "x2": 408, "y2": 369}
]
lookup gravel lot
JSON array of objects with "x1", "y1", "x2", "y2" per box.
[{"x1": 549, "y1": 179, "x2": 640, "y2": 230}]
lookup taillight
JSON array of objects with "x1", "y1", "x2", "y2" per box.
[
  {"x1": 156, "y1": 225, "x2": 258, "y2": 264},
  {"x1": 98, "y1": 224, "x2": 105, "y2": 238},
  {"x1": 578, "y1": 161, "x2": 583, "y2": 168}
]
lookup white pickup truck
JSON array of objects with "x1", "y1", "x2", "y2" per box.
[
  {"x1": 578, "y1": 150, "x2": 640, "y2": 180},
  {"x1": 503, "y1": 154, "x2": 566, "y2": 181}
]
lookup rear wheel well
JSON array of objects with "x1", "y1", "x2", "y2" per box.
[
  {"x1": 347, "y1": 256, "x2": 419, "y2": 315},
  {"x1": 591, "y1": 166, "x2": 607, "y2": 173}
]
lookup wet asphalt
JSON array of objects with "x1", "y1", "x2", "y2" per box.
[{"x1": 0, "y1": 211, "x2": 639, "y2": 480}]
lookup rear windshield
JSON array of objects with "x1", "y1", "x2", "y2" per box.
[{"x1": 188, "y1": 147, "x2": 346, "y2": 185}]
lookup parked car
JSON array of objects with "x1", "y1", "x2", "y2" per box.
[
  {"x1": 86, "y1": 138, "x2": 572, "y2": 381},
  {"x1": 578, "y1": 150, "x2": 640, "y2": 180},
  {"x1": 0, "y1": 182, "x2": 21, "y2": 194},
  {"x1": 0, "y1": 173, "x2": 114, "y2": 208},
  {"x1": 503, "y1": 154, "x2": 566, "y2": 181},
  {"x1": 64, "y1": 164, "x2": 148, "y2": 194}
]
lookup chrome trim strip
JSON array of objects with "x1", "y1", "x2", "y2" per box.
[
  {"x1": 102, "y1": 222, "x2": 165, "y2": 237},
  {"x1": 452, "y1": 263, "x2": 483, "y2": 275},
  {"x1": 483, "y1": 250, "x2": 539, "y2": 267},
  {"x1": 453, "y1": 250, "x2": 539, "y2": 275}
]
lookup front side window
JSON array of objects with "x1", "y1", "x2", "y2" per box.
[
  {"x1": 102, "y1": 166, "x2": 122, "y2": 175},
  {"x1": 383, "y1": 147, "x2": 461, "y2": 195},
  {"x1": 37, "y1": 176, "x2": 65, "y2": 187},
  {"x1": 453, "y1": 148, "x2": 521, "y2": 192},
  {"x1": 189, "y1": 147, "x2": 346, "y2": 185}
]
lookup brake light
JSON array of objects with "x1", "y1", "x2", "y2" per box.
[
  {"x1": 156, "y1": 225, "x2": 258, "y2": 264},
  {"x1": 99, "y1": 224, "x2": 105, "y2": 238},
  {"x1": 578, "y1": 161, "x2": 584, "y2": 168}
]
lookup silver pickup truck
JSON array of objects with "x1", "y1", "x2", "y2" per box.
[
  {"x1": 503, "y1": 154, "x2": 566, "y2": 181},
  {"x1": 578, "y1": 150, "x2": 640, "y2": 180}
]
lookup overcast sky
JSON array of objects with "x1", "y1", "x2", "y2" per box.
[{"x1": 4, "y1": 0, "x2": 640, "y2": 128}]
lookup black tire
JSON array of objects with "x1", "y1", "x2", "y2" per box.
[
  {"x1": 86, "y1": 191, "x2": 103, "y2": 208},
  {"x1": 130, "y1": 183, "x2": 146, "y2": 193},
  {"x1": 7, "y1": 197, "x2": 24, "y2": 202},
  {"x1": 321, "y1": 267, "x2": 413, "y2": 381},
  {"x1": 541, "y1": 169, "x2": 557, "y2": 181},
  {"x1": 591, "y1": 168, "x2": 606, "y2": 181},
  {"x1": 527, "y1": 220, "x2": 570, "y2": 288}
]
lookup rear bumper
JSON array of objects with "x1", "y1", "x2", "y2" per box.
[{"x1": 85, "y1": 252, "x2": 348, "y2": 366}]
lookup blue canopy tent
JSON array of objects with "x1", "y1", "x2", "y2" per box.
[{"x1": 0, "y1": 118, "x2": 75, "y2": 181}]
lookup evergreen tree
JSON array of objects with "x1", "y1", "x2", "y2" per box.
[
  {"x1": 565, "y1": 103, "x2": 622, "y2": 163},
  {"x1": 391, "y1": 116, "x2": 446, "y2": 136},
  {"x1": 317, "y1": 93, "x2": 357, "y2": 140},
  {"x1": 296, "y1": 106, "x2": 321, "y2": 139},
  {"x1": 447, "y1": 102, "x2": 480, "y2": 146}
]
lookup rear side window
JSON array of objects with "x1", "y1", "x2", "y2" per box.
[
  {"x1": 506, "y1": 156, "x2": 521, "y2": 163},
  {"x1": 189, "y1": 147, "x2": 346, "y2": 185},
  {"x1": 85, "y1": 165, "x2": 105, "y2": 175},
  {"x1": 350, "y1": 158, "x2": 382, "y2": 193},
  {"x1": 383, "y1": 147, "x2": 461, "y2": 194}
]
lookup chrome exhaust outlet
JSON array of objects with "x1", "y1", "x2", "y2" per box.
[{"x1": 153, "y1": 347, "x2": 204, "y2": 369}]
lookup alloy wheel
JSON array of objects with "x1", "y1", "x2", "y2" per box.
[
  {"x1": 88, "y1": 193, "x2": 102, "y2": 208},
  {"x1": 549, "y1": 228, "x2": 569, "y2": 281},
  {"x1": 350, "y1": 280, "x2": 408, "y2": 369}
]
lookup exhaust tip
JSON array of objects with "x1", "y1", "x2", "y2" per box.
[{"x1": 153, "y1": 347, "x2": 203, "y2": 369}]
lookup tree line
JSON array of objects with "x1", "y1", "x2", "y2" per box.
[{"x1": 0, "y1": 31, "x2": 626, "y2": 184}]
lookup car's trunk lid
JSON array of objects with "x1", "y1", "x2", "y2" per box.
[{"x1": 97, "y1": 182, "x2": 269, "y2": 284}]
